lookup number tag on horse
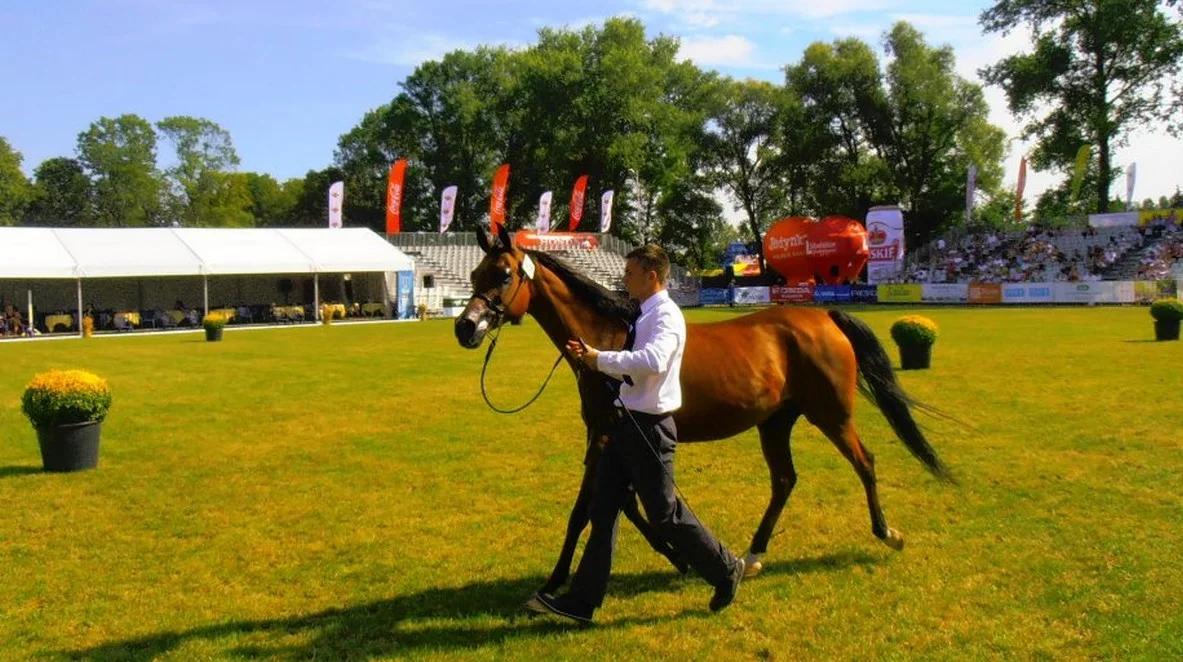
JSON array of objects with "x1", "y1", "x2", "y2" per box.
[{"x1": 520, "y1": 255, "x2": 536, "y2": 280}]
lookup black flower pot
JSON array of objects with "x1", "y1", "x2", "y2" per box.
[
  {"x1": 1154, "y1": 319, "x2": 1180, "y2": 341},
  {"x1": 205, "y1": 326, "x2": 224, "y2": 342},
  {"x1": 37, "y1": 420, "x2": 101, "y2": 472},
  {"x1": 898, "y1": 343, "x2": 933, "y2": 370}
]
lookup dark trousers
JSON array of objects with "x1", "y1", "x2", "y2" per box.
[{"x1": 568, "y1": 411, "x2": 737, "y2": 608}]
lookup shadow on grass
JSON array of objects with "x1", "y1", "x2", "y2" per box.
[
  {"x1": 0, "y1": 465, "x2": 41, "y2": 479},
  {"x1": 1122, "y1": 339, "x2": 1165, "y2": 343},
  {"x1": 65, "y1": 551, "x2": 877, "y2": 660}
]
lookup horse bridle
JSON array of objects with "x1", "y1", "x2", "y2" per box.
[{"x1": 471, "y1": 253, "x2": 566, "y2": 414}]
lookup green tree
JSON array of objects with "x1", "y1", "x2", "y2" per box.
[
  {"x1": 787, "y1": 38, "x2": 895, "y2": 220},
  {"x1": 157, "y1": 116, "x2": 246, "y2": 226},
  {"x1": 981, "y1": 0, "x2": 1183, "y2": 214},
  {"x1": 870, "y1": 22, "x2": 1007, "y2": 244},
  {"x1": 0, "y1": 137, "x2": 33, "y2": 226},
  {"x1": 656, "y1": 177, "x2": 727, "y2": 270},
  {"x1": 76, "y1": 114, "x2": 163, "y2": 226},
  {"x1": 24, "y1": 157, "x2": 94, "y2": 226},
  {"x1": 701, "y1": 79, "x2": 787, "y2": 265},
  {"x1": 243, "y1": 172, "x2": 300, "y2": 226},
  {"x1": 289, "y1": 167, "x2": 344, "y2": 227}
]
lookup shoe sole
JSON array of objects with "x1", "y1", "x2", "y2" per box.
[{"x1": 524, "y1": 594, "x2": 593, "y2": 625}]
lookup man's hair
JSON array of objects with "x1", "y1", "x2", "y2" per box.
[{"x1": 626, "y1": 244, "x2": 670, "y2": 284}]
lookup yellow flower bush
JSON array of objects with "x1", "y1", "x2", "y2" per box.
[
  {"x1": 21, "y1": 369, "x2": 113, "y2": 428},
  {"x1": 202, "y1": 313, "x2": 228, "y2": 330},
  {"x1": 890, "y1": 315, "x2": 939, "y2": 347}
]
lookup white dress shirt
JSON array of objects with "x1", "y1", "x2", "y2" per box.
[{"x1": 595, "y1": 289, "x2": 685, "y2": 415}]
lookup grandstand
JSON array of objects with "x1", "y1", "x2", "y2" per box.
[{"x1": 389, "y1": 232, "x2": 634, "y2": 313}]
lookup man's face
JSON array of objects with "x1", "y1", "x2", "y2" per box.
[{"x1": 622, "y1": 258, "x2": 657, "y2": 301}]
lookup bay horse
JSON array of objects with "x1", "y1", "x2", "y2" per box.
[{"x1": 455, "y1": 225, "x2": 952, "y2": 596}]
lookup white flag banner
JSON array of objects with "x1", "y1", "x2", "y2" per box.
[
  {"x1": 328, "y1": 181, "x2": 344, "y2": 228},
  {"x1": 600, "y1": 189, "x2": 614, "y2": 233},
  {"x1": 964, "y1": 165, "x2": 977, "y2": 224},
  {"x1": 440, "y1": 185, "x2": 458, "y2": 233},
  {"x1": 1126, "y1": 163, "x2": 1137, "y2": 210},
  {"x1": 537, "y1": 191, "x2": 552, "y2": 233}
]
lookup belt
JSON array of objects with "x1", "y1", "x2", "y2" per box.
[{"x1": 614, "y1": 406, "x2": 671, "y2": 420}]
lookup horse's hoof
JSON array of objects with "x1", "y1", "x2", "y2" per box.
[
  {"x1": 743, "y1": 552, "x2": 763, "y2": 577},
  {"x1": 881, "y1": 527, "x2": 905, "y2": 551}
]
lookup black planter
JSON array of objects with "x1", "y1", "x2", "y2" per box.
[
  {"x1": 37, "y1": 420, "x2": 101, "y2": 472},
  {"x1": 205, "y1": 326, "x2": 224, "y2": 341},
  {"x1": 1154, "y1": 319, "x2": 1181, "y2": 341},
  {"x1": 899, "y1": 343, "x2": 933, "y2": 370}
]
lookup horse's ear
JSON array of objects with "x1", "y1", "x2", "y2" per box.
[
  {"x1": 477, "y1": 228, "x2": 492, "y2": 254},
  {"x1": 496, "y1": 224, "x2": 513, "y2": 252}
]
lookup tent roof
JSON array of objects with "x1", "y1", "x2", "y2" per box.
[
  {"x1": 0, "y1": 228, "x2": 81, "y2": 278},
  {"x1": 0, "y1": 227, "x2": 413, "y2": 279}
]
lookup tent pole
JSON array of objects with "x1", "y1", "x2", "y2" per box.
[
  {"x1": 203, "y1": 275, "x2": 209, "y2": 318},
  {"x1": 76, "y1": 279, "x2": 83, "y2": 338},
  {"x1": 27, "y1": 289, "x2": 33, "y2": 336},
  {"x1": 313, "y1": 274, "x2": 321, "y2": 321}
]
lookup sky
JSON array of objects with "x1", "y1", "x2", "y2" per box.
[{"x1": 2, "y1": 0, "x2": 1181, "y2": 213}]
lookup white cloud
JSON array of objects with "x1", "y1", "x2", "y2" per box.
[
  {"x1": 678, "y1": 34, "x2": 756, "y2": 66},
  {"x1": 639, "y1": 0, "x2": 890, "y2": 28}
]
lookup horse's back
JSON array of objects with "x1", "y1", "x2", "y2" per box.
[{"x1": 677, "y1": 306, "x2": 855, "y2": 440}]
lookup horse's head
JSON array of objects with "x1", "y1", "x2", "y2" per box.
[{"x1": 454, "y1": 224, "x2": 538, "y2": 349}]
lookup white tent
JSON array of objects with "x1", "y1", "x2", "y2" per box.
[{"x1": 0, "y1": 227, "x2": 415, "y2": 333}]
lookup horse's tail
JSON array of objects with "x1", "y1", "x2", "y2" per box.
[{"x1": 828, "y1": 309, "x2": 955, "y2": 484}]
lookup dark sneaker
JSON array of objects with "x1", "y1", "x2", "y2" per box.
[
  {"x1": 709, "y1": 557, "x2": 745, "y2": 612},
  {"x1": 525, "y1": 592, "x2": 594, "y2": 625}
]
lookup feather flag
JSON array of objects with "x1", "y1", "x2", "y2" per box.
[
  {"x1": 385, "y1": 159, "x2": 407, "y2": 234},
  {"x1": 537, "y1": 191, "x2": 552, "y2": 233},
  {"x1": 328, "y1": 181, "x2": 344, "y2": 228},
  {"x1": 489, "y1": 164, "x2": 510, "y2": 233},
  {"x1": 568, "y1": 175, "x2": 588, "y2": 232},
  {"x1": 600, "y1": 190, "x2": 614, "y2": 233},
  {"x1": 440, "y1": 185, "x2": 458, "y2": 233}
]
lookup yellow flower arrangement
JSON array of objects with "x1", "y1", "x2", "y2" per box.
[
  {"x1": 81, "y1": 316, "x2": 95, "y2": 338},
  {"x1": 21, "y1": 369, "x2": 113, "y2": 428},
  {"x1": 890, "y1": 315, "x2": 939, "y2": 347},
  {"x1": 202, "y1": 313, "x2": 228, "y2": 330}
]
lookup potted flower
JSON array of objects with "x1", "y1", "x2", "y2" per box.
[
  {"x1": 81, "y1": 316, "x2": 94, "y2": 338},
  {"x1": 319, "y1": 304, "x2": 333, "y2": 325},
  {"x1": 21, "y1": 369, "x2": 112, "y2": 472},
  {"x1": 890, "y1": 315, "x2": 939, "y2": 370},
  {"x1": 1150, "y1": 298, "x2": 1183, "y2": 341},
  {"x1": 203, "y1": 313, "x2": 227, "y2": 341}
]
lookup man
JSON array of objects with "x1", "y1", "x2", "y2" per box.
[{"x1": 527, "y1": 245, "x2": 744, "y2": 625}]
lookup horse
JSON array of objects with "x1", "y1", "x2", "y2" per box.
[{"x1": 455, "y1": 225, "x2": 953, "y2": 596}]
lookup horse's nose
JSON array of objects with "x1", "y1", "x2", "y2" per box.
[{"x1": 455, "y1": 317, "x2": 477, "y2": 347}]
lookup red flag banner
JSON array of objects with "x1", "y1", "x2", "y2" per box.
[
  {"x1": 568, "y1": 174, "x2": 588, "y2": 232},
  {"x1": 1014, "y1": 157, "x2": 1027, "y2": 221},
  {"x1": 385, "y1": 159, "x2": 408, "y2": 235},
  {"x1": 489, "y1": 164, "x2": 510, "y2": 232}
]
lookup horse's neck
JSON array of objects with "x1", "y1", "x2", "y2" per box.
[{"x1": 528, "y1": 267, "x2": 627, "y2": 353}]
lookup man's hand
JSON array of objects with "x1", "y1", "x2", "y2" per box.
[{"x1": 565, "y1": 337, "x2": 600, "y2": 370}]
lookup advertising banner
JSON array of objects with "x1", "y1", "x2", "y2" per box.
[
  {"x1": 328, "y1": 181, "x2": 344, "y2": 228},
  {"x1": 489, "y1": 164, "x2": 510, "y2": 232},
  {"x1": 813, "y1": 285, "x2": 852, "y2": 303},
  {"x1": 1001, "y1": 282, "x2": 1054, "y2": 304},
  {"x1": 1088, "y1": 211, "x2": 1139, "y2": 228},
  {"x1": 877, "y1": 283, "x2": 922, "y2": 303},
  {"x1": 385, "y1": 159, "x2": 407, "y2": 234},
  {"x1": 568, "y1": 174, "x2": 588, "y2": 231},
  {"x1": 537, "y1": 191, "x2": 552, "y2": 233},
  {"x1": 1054, "y1": 281, "x2": 1135, "y2": 304},
  {"x1": 865, "y1": 206, "x2": 905, "y2": 284},
  {"x1": 851, "y1": 284, "x2": 878, "y2": 303},
  {"x1": 439, "y1": 185, "x2": 457, "y2": 233},
  {"x1": 922, "y1": 283, "x2": 969, "y2": 303},
  {"x1": 968, "y1": 282, "x2": 1002, "y2": 304},
  {"x1": 733, "y1": 286, "x2": 771, "y2": 305},
  {"x1": 770, "y1": 283, "x2": 815, "y2": 303},
  {"x1": 700, "y1": 288, "x2": 730, "y2": 305},
  {"x1": 512, "y1": 232, "x2": 600, "y2": 251},
  {"x1": 669, "y1": 285, "x2": 701, "y2": 307}
]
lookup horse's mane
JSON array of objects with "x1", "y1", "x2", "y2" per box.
[{"x1": 524, "y1": 249, "x2": 638, "y2": 323}]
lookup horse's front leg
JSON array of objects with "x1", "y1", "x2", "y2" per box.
[{"x1": 538, "y1": 432, "x2": 601, "y2": 595}]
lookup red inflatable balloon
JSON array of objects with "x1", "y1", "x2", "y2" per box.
[
  {"x1": 763, "y1": 215, "x2": 869, "y2": 284},
  {"x1": 762, "y1": 217, "x2": 812, "y2": 283}
]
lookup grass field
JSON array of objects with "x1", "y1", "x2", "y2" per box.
[{"x1": 1, "y1": 306, "x2": 1180, "y2": 660}]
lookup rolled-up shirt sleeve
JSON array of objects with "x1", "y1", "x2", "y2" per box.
[{"x1": 595, "y1": 311, "x2": 683, "y2": 379}]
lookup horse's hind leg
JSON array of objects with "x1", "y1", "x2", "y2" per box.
[
  {"x1": 820, "y1": 420, "x2": 904, "y2": 551},
  {"x1": 745, "y1": 403, "x2": 802, "y2": 577}
]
